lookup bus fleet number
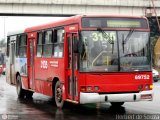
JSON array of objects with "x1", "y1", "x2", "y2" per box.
[
  {"x1": 135, "y1": 75, "x2": 150, "y2": 80},
  {"x1": 90, "y1": 32, "x2": 116, "y2": 42},
  {"x1": 41, "y1": 60, "x2": 48, "y2": 69}
]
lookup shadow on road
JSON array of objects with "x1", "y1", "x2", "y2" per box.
[{"x1": 15, "y1": 96, "x2": 126, "y2": 120}]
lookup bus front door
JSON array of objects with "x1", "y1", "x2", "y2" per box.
[
  {"x1": 67, "y1": 33, "x2": 79, "y2": 101},
  {"x1": 28, "y1": 38, "x2": 35, "y2": 90}
]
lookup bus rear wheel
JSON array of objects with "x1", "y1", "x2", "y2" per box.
[
  {"x1": 55, "y1": 81, "x2": 64, "y2": 108},
  {"x1": 111, "y1": 102, "x2": 124, "y2": 106},
  {"x1": 16, "y1": 75, "x2": 25, "y2": 98}
]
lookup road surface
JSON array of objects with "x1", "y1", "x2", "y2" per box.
[{"x1": 0, "y1": 75, "x2": 160, "y2": 120}]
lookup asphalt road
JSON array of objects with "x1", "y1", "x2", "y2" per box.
[{"x1": 0, "y1": 75, "x2": 160, "y2": 120}]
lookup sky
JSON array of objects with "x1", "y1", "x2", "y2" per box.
[{"x1": 0, "y1": 16, "x2": 66, "y2": 41}]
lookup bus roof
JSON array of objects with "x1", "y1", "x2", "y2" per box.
[
  {"x1": 25, "y1": 15, "x2": 81, "y2": 33},
  {"x1": 7, "y1": 15, "x2": 148, "y2": 35},
  {"x1": 25, "y1": 15, "x2": 147, "y2": 33}
]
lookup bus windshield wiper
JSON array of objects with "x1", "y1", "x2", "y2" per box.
[
  {"x1": 122, "y1": 28, "x2": 135, "y2": 53},
  {"x1": 97, "y1": 28, "x2": 114, "y2": 44},
  {"x1": 97, "y1": 28, "x2": 114, "y2": 53}
]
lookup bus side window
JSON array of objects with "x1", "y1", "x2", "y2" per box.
[
  {"x1": 19, "y1": 34, "x2": 27, "y2": 57},
  {"x1": 16, "y1": 35, "x2": 20, "y2": 56},
  {"x1": 53, "y1": 29, "x2": 64, "y2": 58},
  {"x1": 7, "y1": 37, "x2": 10, "y2": 57},
  {"x1": 43, "y1": 30, "x2": 53, "y2": 58},
  {"x1": 36, "y1": 32, "x2": 43, "y2": 57}
]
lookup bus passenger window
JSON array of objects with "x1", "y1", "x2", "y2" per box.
[
  {"x1": 43, "y1": 30, "x2": 53, "y2": 57},
  {"x1": 19, "y1": 34, "x2": 27, "y2": 57},
  {"x1": 36, "y1": 32, "x2": 43, "y2": 57},
  {"x1": 16, "y1": 36, "x2": 20, "y2": 56},
  {"x1": 54, "y1": 43, "x2": 64, "y2": 57},
  {"x1": 7, "y1": 37, "x2": 10, "y2": 57},
  {"x1": 53, "y1": 29, "x2": 64, "y2": 58}
]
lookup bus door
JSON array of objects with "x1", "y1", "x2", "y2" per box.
[
  {"x1": 67, "y1": 33, "x2": 79, "y2": 101},
  {"x1": 10, "y1": 41, "x2": 16, "y2": 84},
  {"x1": 28, "y1": 38, "x2": 35, "y2": 90}
]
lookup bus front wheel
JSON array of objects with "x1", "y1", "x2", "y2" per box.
[
  {"x1": 55, "y1": 81, "x2": 64, "y2": 108},
  {"x1": 25, "y1": 91, "x2": 33, "y2": 99},
  {"x1": 16, "y1": 75, "x2": 25, "y2": 98},
  {"x1": 111, "y1": 102, "x2": 124, "y2": 106}
]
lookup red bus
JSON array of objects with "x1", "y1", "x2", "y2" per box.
[{"x1": 6, "y1": 15, "x2": 153, "y2": 108}]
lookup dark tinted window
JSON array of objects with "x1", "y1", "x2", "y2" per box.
[
  {"x1": 19, "y1": 34, "x2": 27, "y2": 57},
  {"x1": 53, "y1": 29, "x2": 64, "y2": 58},
  {"x1": 36, "y1": 32, "x2": 43, "y2": 57},
  {"x1": 43, "y1": 30, "x2": 53, "y2": 57},
  {"x1": 7, "y1": 37, "x2": 10, "y2": 57}
]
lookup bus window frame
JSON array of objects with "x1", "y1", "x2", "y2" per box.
[
  {"x1": 18, "y1": 34, "x2": 27, "y2": 58},
  {"x1": 52, "y1": 28, "x2": 64, "y2": 58},
  {"x1": 42, "y1": 29, "x2": 54, "y2": 58},
  {"x1": 16, "y1": 35, "x2": 20, "y2": 57},
  {"x1": 7, "y1": 37, "x2": 10, "y2": 57},
  {"x1": 36, "y1": 31, "x2": 43, "y2": 57}
]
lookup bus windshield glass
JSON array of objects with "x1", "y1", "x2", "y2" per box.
[{"x1": 80, "y1": 31, "x2": 151, "y2": 72}]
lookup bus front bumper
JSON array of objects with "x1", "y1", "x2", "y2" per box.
[{"x1": 80, "y1": 90, "x2": 153, "y2": 104}]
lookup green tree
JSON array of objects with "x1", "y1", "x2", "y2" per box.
[{"x1": 148, "y1": 17, "x2": 160, "y2": 66}]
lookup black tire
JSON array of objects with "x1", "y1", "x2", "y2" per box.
[
  {"x1": 154, "y1": 80, "x2": 158, "y2": 82},
  {"x1": 55, "y1": 81, "x2": 64, "y2": 108},
  {"x1": 111, "y1": 102, "x2": 124, "y2": 106},
  {"x1": 16, "y1": 75, "x2": 25, "y2": 98},
  {"x1": 25, "y1": 90, "x2": 33, "y2": 99}
]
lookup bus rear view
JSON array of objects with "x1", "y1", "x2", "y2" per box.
[{"x1": 78, "y1": 16, "x2": 153, "y2": 106}]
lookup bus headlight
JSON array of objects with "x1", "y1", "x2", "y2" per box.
[
  {"x1": 138, "y1": 85, "x2": 143, "y2": 91},
  {"x1": 94, "y1": 86, "x2": 99, "y2": 91},
  {"x1": 144, "y1": 85, "x2": 149, "y2": 90},
  {"x1": 80, "y1": 86, "x2": 86, "y2": 92},
  {"x1": 87, "y1": 86, "x2": 92, "y2": 91}
]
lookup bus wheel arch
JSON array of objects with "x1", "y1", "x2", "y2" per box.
[
  {"x1": 16, "y1": 72, "x2": 33, "y2": 99},
  {"x1": 52, "y1": 77, "x2": 59, "y2": 97}
]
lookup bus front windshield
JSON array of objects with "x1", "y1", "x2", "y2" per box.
[{"x1": 80, "y1": 31, "x2": 151, "y2": 72}]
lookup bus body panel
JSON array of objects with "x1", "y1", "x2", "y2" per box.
[
  {"x1": 34, "y1": 58, "x2": 65, "y2": 96},
  {"x1": 79, "y1": 72, "x2": 152, "y2": 93}
]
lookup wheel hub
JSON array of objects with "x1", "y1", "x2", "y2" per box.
[{"x1": 56, "y1": 87, "x2": 62, "y2": 102}]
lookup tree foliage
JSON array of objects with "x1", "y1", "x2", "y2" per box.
[
  {"x1": 148, "y1": 17, "x2": 160, "y2": 66},
  {"x1": 148, "y1": 17, "x2": 160, "y2": 37}
]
